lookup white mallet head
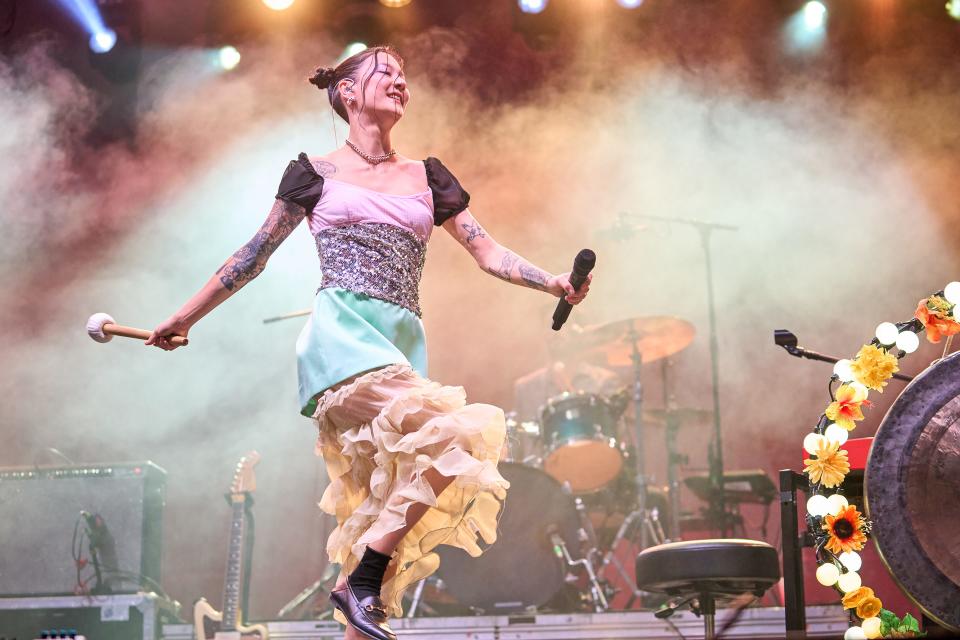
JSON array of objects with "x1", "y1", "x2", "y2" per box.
[{"x1": 86, "y1": 312, "x2": 116, "y2": 343}]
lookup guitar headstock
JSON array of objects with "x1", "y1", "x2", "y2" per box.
[{"x1": 229, "y1": 451, "x2": 261, "y2": 498}]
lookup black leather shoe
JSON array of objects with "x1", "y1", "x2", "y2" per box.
[{"x1": 330, "y1": 583, "x2": 397, "y2": 640}]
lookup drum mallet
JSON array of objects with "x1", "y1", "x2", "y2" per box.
[{"x1": 86, "y1": 312, "x2": 188, "y2": 347}]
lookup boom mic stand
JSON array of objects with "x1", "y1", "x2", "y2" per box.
[{"x1": 612, "y1": 213, "x2": 737, "y2": 536}]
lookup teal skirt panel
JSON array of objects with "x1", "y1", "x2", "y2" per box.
[{"x1": 297, "y1": 287, "x2": 428, "y2": 416}]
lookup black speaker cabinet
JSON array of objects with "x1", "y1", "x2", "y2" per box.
[{"x1": 0, "y1": 462, "x2": 165, "y2": 597}]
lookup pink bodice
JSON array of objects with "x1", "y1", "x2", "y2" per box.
[{"x1": 307, "y1": 178, "x2": 436, "y2": 242}]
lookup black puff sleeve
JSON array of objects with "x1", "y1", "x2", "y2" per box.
[
  {"x1": 423, "y1": 157, "x2": 470, "y2": 226},
  {"x1": 275, "y1": 152, "x2": 324, "y2": 213}
]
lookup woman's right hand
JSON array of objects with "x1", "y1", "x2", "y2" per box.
[{"x1": 146, "y1": 315, "x2": 191, "y2": 351}]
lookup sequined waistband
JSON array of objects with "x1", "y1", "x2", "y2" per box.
[{"x1": 314, "y1": 223, "x2": 427, "y2": 316}]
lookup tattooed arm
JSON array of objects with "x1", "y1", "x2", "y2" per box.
[
  {"x1": 146, "y1": 198, "x2": 305, "y2": 350},
  {"x1": 442, "y1": 209, "x2": 592, "y2": 303}
]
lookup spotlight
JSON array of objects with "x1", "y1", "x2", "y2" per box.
[
  {"x1": 379, "y1": 0, "x2": 413, "y2": 6},
  {"x1": 89, "y1": 28, "x2": 117, "y2": 53},
  {"x1": 262, "y1": 0, "x2": 295, "y2": 10},
  {"x1": 803, "y1": 1, "x2": 828, "y2": 30},
  {"x1": 339, "y1": 42, "x2": 368, "y2": 62},
  {"x1": 616, "y1": 0, "x2": 644, "y2": 7},
  {"x1": 518, "y1": 0, "x2": 548, "y2": 14},
  {"x1": 218, "y1": 46, "x2": 241, "y2": 71},
  {"x1": 948, "y1": 0, "x2": 960, "y2": 20}
]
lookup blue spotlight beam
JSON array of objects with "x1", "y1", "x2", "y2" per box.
[{"x1": 55, "y1": 0, "x2": 110, "y2": 37}]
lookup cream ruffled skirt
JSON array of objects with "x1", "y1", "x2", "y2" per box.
[{"x1": 312, "y1": 363, "x2": 510, "y2": 621}]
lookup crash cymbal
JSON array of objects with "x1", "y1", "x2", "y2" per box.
[{"x1": 575, "y1": 316, "x2": 695, "y2": 367}]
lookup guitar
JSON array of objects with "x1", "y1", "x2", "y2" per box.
[{"x1": 194, "y1": 452, "x2": 269, "y2": 640}]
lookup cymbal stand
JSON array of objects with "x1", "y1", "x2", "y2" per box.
[
  {"x1": 598, "y1": 507, "x2": 667, "y2": 609},
  {"x1": 661, "y1": 358, "x2": 684, "y2": 541},
  {"x1": 628, "y1": 322, "x2": 652, "y2": 549}
]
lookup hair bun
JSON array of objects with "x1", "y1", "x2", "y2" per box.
[{"x1": 309, "y1": 67, "x2": 337, "y2": 89}]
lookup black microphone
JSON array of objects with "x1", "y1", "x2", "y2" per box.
[{"x1": 551, "y1": 249, "x2": 595, "y2": 331}]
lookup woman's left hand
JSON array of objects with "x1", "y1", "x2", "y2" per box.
[{"x1": 547, "y1": 272, "x2": 593, "y2": 305}]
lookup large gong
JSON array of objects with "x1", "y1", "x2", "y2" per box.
[{"x1": 866, "y1": 350, "x2": 960, "y2": 631}]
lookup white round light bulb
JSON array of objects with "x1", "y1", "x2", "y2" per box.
[
  {"x1": 944, "y1": 281, "x2": 960, "y2": 305},
  {"x1": 803, "y1": 432, "x2": 825, "y2": 455},
  {"x1": 839, "y1": 550, "x2": 862, "y2": 572},
  {"x1": 862, "y1": 617, "x2": 882, "y2": 639},
  {"x1": 827, "y1": 494, "x2": 849, "y2": 516},
  {"x1": 815, "y1": 562, "x2": 840, "y2": 586},
  {"x1": 825, "y1": 423, "x2": 849, "y2": 445},
  {"x1": 837, "y1": 570, "x2": 862, "y2": 593},
  {"x1": 833, "y1": 359, "x2": 855, "y2": 382},
  {"x1": 807, "y1": 494, "x2": 830, "y2": 517},
  {"x1": 844, "y1": 626, "x2": 867, "y2": 640},
  {"x1": 896, "y1": 331, "x2": 920, "y2": 354},
  {"x1": 875, "y1": 322, "x2": 899, "y2": 346},
  {"x1": 850, "y1": 381, "x2": 870, "y2": 398}
]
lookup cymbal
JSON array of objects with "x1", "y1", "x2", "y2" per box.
[
  {"x1": 575, "y1": 316, "x2": 695, "y2": 367},
  {"x1": 641, "y1": 408, "x2": 714, "y2": 427}
]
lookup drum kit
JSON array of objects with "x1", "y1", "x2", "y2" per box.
[{"x1": 416, "y1": 314, "x2": 721, "y2": 616}]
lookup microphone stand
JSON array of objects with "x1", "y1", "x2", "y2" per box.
[{"x1": 617, "y1": 213, "x2": 737, "y2": 537}]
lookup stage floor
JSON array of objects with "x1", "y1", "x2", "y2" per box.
[{"x1": 164, "y1": 605, "x2": 848, "y2": 639}]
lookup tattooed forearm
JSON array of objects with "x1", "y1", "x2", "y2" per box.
[
  {"x1": 310, "y1": 160, "x2": 337, "y2": 178},
  {"x1": 460, "y1": 220, "x2": 487, "y2": 244},
  {"x1": 518, "y1": 262, "x2": 549, "y2": 291},
  {"x1": 486, "y1": 251, "x2": 520, "y2": 282},
  {"x1": 217, "y1": 200, "x2": 302, "y2": 291}
]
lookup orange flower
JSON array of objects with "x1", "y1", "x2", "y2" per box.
[
  {"x1": 825, "y1": 384, "x2": 870, "y2": 431},
  {"x1": 804, "y1": 440, "x2": 850, "y2": 488},
  {"x1": 915, "y1": 296, "x2": 960, "y2": 343},
  {"x1": 823, "y1": 505, "x2": 868, "y2": 554},
  {"x1": 856, "y1": 596, "x2": 883, "y2": 619},
  {"x1": 841, "y1": 586, "x2": 874, "y2": 609},
  {"x1": 850, "y1": 344, "x2": 899, "y2": 392}
]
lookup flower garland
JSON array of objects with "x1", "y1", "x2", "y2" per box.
[{"x1": 802, "y1": 282, "x2": 960, "y2": 640}]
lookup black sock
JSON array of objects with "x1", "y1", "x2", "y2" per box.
[{"x1": 348, "y1": 546, "x2": 391, "y2": 601}]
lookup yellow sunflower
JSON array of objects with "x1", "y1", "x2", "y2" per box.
[
  {"x1": 804, "y1": 440, "x2": 850, "y2": 488},
  {"x1": 850, "y1": 344, "x2": 899, "y2": 392},
  {"x1": 823, "y1": 505, "x2": 868, "y2": 554}
]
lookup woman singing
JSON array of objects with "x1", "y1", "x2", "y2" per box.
[{"x1": 147, "y1": 46, "x2": 591, "y2": 640}]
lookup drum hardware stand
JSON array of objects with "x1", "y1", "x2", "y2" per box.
[
  {"x1": 549, "y1": 529, "x2": 609, "y2": 611},
  {"x1": 405, "y1": 576, "x2": 441, "y2": 618},
  {"x1": 276, "y1": 564, "x2": 337, "y2": 620},
  {"x1": 660, "y1": 357, "x2": 685, "y2": 541},
  {"x1": 597, "y1": 506, "x2": 667, "y2": 610}
]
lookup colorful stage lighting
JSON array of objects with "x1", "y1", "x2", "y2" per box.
[
  {"x1": 518, "y1": 0, "x2": 548, "y2": 14},
  {"x1": 89, "y1": 28, "x2": 117, "y2": 54},
  {"x1": 262, "y1": 0, "x2": 296, "y2": 10},
  {"x1": 948, "y1": 0, "x2": 960, "y2": 21},
  {"x1": 218, "y1": 46, "x2": 242, "y2": 71},
  {"x1": 379, "y1": 0, "x2": 413, "y2": 7},
  {"x1": 616, "y1": 0, "x2": 644, "y2": 8}
]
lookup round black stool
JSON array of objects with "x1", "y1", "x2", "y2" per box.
[{"x1": 635, "y1": 539, "x2": 780, "y2": 639}]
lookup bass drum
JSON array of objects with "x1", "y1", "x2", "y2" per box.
[{"x1": 435, "y1": 463, "x2": 582, "y2": 613}]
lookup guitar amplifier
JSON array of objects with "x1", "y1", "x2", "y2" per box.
[{"x1": 0, "y1": 462, "x2": 165, "y2": 597}]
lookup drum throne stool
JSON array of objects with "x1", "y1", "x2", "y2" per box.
[{"x1": 635, "y1": 539, "x2": 780, "y2": 640}]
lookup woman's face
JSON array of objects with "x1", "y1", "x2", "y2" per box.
[{"x1": 347, "y1": 52, "x2": 409, "y2": 122}]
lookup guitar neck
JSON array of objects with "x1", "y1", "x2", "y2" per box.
[{"x1": 220, "y1": 495, "x2": 249, "y2": 631}]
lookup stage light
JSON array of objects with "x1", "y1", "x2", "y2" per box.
[
  {"x1": 262, "y1": 0, "x2": 295, "y2": 10},
  {"x1": 948, "y1": 1, "x2": 960, "y2": 21},
  {"x1": 379, "y1": 0, "x2": 413, "y2": 6},
  {"x1": 815, "y1": 562, "x2": 840, "y2": 586},
  {"x1": 336, "y1": 42, "x2": 369, "y2": 64},
  {"x1": 837, "y1": 570, "x2": 861, "y2": 593},
  {"x1": 89, "y1": 28, "x2": 117, "y2": 53},
  {"x1": 218, "y1": 46, "x2": 241, "y2": 71},
  {"x1": 806, "y1": 494, "x2": 829, "y2": 517},
  {"x1": 803, "y1": 1, "x2": 828, "y2": 30},
  {"x1": 518, "y1": 0, "x2": 548, "y2": 14},
  {"x1": 616, "y1": 0, "x2": 644, "y2": 8},
  {"x1": 833, "y1": 359, "x2": 854, "y2": 382},
  {"x1": 875, "y1": 322, "x2": 898, "y2": 346},
  {"x1": 839, "y1": 550, "x2": 862, "y2": 572},
  {"x1": 896, "y1": 331, "x2": 919, "y2": 354},
  {"x1": 824, "y1": 423, "x2": 848, "y2": 446}
]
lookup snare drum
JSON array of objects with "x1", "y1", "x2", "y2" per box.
[{"x1": 539, "y1": 391, "x2": 625, "y2": 493}]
